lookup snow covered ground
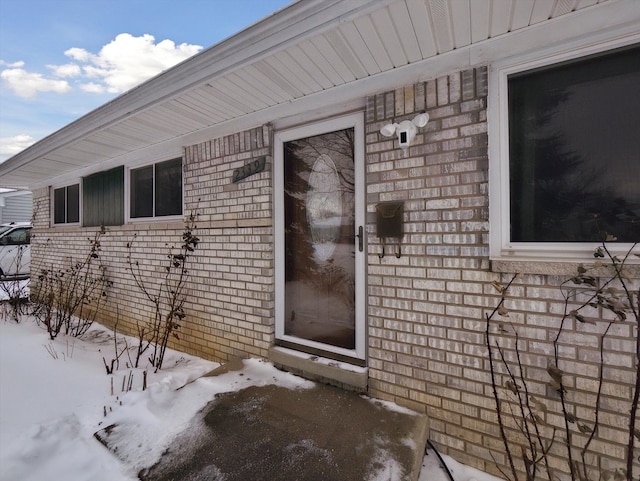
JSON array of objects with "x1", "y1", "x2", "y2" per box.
[{"x1": 0, "y1": 299, "x2": 501, "y2": 481}]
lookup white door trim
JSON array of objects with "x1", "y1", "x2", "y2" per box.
[{"x1": 273, "y1": 112, "x2": 366, "y2": 361}]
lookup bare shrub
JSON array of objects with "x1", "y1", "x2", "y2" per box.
[
  {"x1": 32, "y1": 228, "x2": 112, "y2": 340},
  {"x1": 486, "y1": 241, "x2": 639, "y2": 481},
  {"x1": 126, "y1": 211, "x2": 199, "y2": 371}
]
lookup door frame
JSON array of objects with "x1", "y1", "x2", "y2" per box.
[{"x1": 273, "y1": 112, "x2": 366, "y2": 361}]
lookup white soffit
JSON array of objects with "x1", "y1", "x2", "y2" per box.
[{"x1": 1, "y1": 0, "x2": 637, "y2": 190}]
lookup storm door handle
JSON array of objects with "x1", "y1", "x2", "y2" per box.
[{"x1": 355, "y1": 226, "x2": 364, "y2": 252}]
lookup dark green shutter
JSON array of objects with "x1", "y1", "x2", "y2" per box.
[{"x1": 83, "y1": 166, "x2": 124, "y2": 227}]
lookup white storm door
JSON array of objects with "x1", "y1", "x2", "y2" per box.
[{"x1": 274, "y1": 113, "x2": 366, "y2": 361}]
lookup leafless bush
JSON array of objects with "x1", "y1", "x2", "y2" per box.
[
  {"x1": 126, "y1": 211, "x2": 199, "y2": 372},
  {"x1": 32, "y1": 228, "x2": 112, "y2": 340},
  {"x1": 486, "y1": 241, "x2": 639, "y2": 481}
]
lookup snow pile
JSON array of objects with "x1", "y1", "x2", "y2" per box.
[{"x1": 0, "y1": 316, "x2": 501, "y2": 481}]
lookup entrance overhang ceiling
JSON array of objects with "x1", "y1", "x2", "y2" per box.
[{"x1": 1, "y1": 0, "x2": 637, "y2": 189}]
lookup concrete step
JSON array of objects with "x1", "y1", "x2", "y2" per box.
[{"x1": 97, "y1": 358, "x2": 429, "y2": 481}]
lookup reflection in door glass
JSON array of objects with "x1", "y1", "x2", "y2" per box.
[
  {"x1": 307, "y1": 154, "x2": 342, "y2": 261},
  {"x1": 284, "y1": 128, "x2": 356, "y2": 350}
]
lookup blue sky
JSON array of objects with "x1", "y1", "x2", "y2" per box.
[{"x1": 0, "y1": 0, "x2": 292, "y2": 163}]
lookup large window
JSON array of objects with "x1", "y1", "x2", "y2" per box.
[
  {"x1": 508, "y1": 45, "x2": 639, "y2": 243},
  {"x1": 490, "y1": 42, "x2": 640, "y2": 261},
  {"x1": 83, "y1": 166, "x2": 124, "y2": 227},
  {"x1": 53, "y1": 184, "x2": 80, "y2": 225},
  {"x1": 130, "y1": 158, "x2": 182, "y2": 219}
]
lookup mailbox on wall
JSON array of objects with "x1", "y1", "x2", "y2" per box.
[{"x1": 376, "y1": 201, "x2": 404, "y2": 258}]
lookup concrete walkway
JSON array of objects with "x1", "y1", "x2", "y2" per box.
[{"x1": 98, "y1": 359, "x2": 429, "y2": 481}]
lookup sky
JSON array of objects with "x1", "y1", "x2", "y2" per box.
[{"x1": 0, "y1": 0, "x2": 293, "y2": 163}]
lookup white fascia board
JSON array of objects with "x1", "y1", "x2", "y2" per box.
[
  {"x1": 31, "y1": 50, "x2": 471, "y2": 190},
  {"x1": 1, "y1": 0, "x2": 394, "y2": 176},
  {"x1": 15, "y1": 0, "x2": 640, "y2": 190},
  {"x1": 471, "y1": 0, "x2": 640, "y2": 66},
  {"x1": 31, "y1": 0, "x2": 640, "y2": 189}
]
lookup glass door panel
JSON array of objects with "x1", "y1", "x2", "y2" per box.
[{"x1": 283, "y1": 128, "x2": 356, "y2": 350}]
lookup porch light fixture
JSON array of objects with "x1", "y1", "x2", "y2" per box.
[{"x1": 380, "y1": 113, "x2": 429, "y2": 153}]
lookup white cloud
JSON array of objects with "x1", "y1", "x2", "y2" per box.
[
  {"x1": 0, "y1": 60, "x2": 25, "y2": 68},
  {"x1": 1, "y1": 34, "x2": 201, "y2": 100},
  {"x1": 0, "y1": 134, "x2": 36, "y2": 157},
  {"x1": 64, "y1": 47, "x2": 92, "y2": 63},
  {"x1": 81, "y1": 65, "x2": 106, "y2": 79},
  {"x1": 79, "y1": 82, "x2": 105, "y2": 94},
  {"x1": 66, "y1": 33, "x2": 202, "y2": 93},
  {"x1": 0, "y1": 68, "x2": 71, "y2": 98},
  {"x1": 48, "y1": 63, "x2": 81, "y2": 78}
]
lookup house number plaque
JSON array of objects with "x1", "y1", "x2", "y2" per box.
[{"x1": 232, "y1": 156, "x2": 266, "y2": 183}]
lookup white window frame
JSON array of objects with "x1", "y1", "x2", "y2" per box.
[
  {"x1": 50, "y1": 180, "x2": 82, "y2": 227},
  {"x1": 488, "y1": 35, "x2": 640, "y2": 264},
  {"x1": 125, "y1": 157, "x2": 184, "y2": 224},
  {"x1": 274, "y1": 112, "x2": 367, "y2": 361}
]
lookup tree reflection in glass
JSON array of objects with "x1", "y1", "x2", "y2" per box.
[
  {"x1": 509, "y1": 46, "x2": 640, "y2": 242},
  {"x1": 283, "y1": 128, "x2": 356, "y2": 350}
]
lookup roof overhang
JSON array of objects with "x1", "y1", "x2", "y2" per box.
[{"x1": 1, "y1": 0, "x2": 638, "y2": 190}]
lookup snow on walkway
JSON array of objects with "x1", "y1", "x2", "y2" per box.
[{"x1": 0, "y1": 315, "x2": 500, "y2": 481}]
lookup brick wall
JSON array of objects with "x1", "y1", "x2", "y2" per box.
[
  {"x1": 29, "y1": 125, "x2": 274, "y2": 365},
  {"x1": 364, "y1": 67, "x2": 638, "y2": 478},
  {"x1": 27, "y1": 66, "x2": 638, "y2": 478},
  {"x1": 182, "y1": 125, "x2": 274, "y2": 361}
]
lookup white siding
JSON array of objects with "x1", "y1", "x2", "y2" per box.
[{"x1": 0, "y1": 191, "x2": 32, "y2": 223}]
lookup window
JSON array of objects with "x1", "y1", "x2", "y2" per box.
[
  {"x1": 130, "y1": 158, "x2": 182, "y2": 219},
  {"x1": 490, "y1": 42, "x2": 640, "y2": 260},
  {"x1": 83, "y1": 166, "x2": 124, "y2": 227},
  {"x1": 508, "y1": 45, "x2": 639, "y2": 243},
  {"x1": 53, "y1": 184, "x2": 80, "y2": 225}
]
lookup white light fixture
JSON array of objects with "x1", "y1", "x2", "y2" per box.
[{"x1": 380, "y1": 113, "x2": 429, "y2": 152}]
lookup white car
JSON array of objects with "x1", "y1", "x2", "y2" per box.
[{"x1": 0, "y1": 222, "x2": 32, "y2": 279}]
